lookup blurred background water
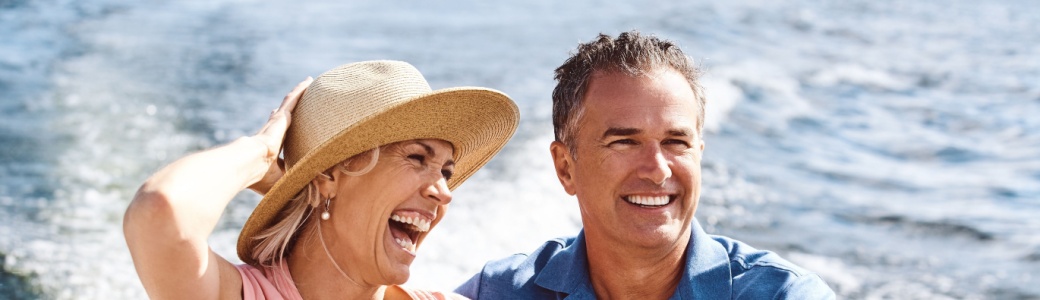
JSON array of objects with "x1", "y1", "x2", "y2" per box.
[{"x1": 2, "y1": 0, "x2": 1038, "y2": 298}]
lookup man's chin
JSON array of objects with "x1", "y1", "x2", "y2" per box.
[{"x1": 620, "y1": 225, "x2": 689, "y2": 248}]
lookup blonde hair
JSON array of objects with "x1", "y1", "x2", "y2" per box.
[{"x1": 249, "y1": 147, "x2": 380, "y2": 266}]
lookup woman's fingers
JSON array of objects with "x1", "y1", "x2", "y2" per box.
[
  {"x1": 260, "y1": 77, "x2": 312, "y2": 137},
  {"x1": 277, "y1": 77, "x2": 312, "y2": 114},
  {"x1": 247, "y1": 77, "x2": 313, "y2": 195},
  {"x1": 262, "y1": 77, "x2": 313, "y2": 148}
]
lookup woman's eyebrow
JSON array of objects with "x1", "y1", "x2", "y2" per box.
[{"x1": 414, "y1": 141, "x2": 435, "y2": 156}]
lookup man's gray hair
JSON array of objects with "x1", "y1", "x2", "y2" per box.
[{"x1": 552, "y1": 31, "x2": 706, "y2": 151}]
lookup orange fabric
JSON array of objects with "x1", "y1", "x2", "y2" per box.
[{"x1": 392, "y1": 285, "x2": 460, "y2": 300}]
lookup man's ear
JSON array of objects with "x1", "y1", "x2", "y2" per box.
[{"x1": 550, "y1": 141, "x2": 577, "y2": 195}]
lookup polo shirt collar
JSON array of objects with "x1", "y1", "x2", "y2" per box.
[
  {"x1": 533, "y1": 221, "x2": 733, "y2": 299},
  {"x1": 675, "y1": 220, "x2": 733, "y2": 299},
  {"x1": 534, "y1": 231, "x2": 596, "y2": 299}
]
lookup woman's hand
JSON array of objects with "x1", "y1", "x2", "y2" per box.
[{"x1": 248, "y1": 77, "x2": 313, "y2": 195}]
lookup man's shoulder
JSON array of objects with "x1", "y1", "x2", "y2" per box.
[
  {"x1": 455, "y1": 235, "x2": 579, "y2": 299},
  {"x1": 710, "y1": 235, "x2": 812, "y2": 276},
  {"x1": 709, "y1": 235, "x2": 835, "y2": 299},
  {"x1": 480, "y1": 235, "x2": 576, "y2": 280}
]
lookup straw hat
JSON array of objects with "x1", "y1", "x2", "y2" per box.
[{"x1": 237, "y1": 60, "x2": 519, "y2": 264}]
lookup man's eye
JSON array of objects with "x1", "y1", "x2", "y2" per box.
[
  {"x1": 663, "y1": 139, "x2": 691, "y2": 147},
  {"x1": 408, "y1": 154, "x2": 426, "y2": 163},
  {"x1": 608, "y1": 139, "x2": 637, "y2": 146}
]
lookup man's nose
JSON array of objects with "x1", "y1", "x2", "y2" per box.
[{"x1": 637, "y1": 144, "x2": 671, "y2": 185}]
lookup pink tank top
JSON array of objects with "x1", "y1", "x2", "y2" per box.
[
  {"x1": 236, "y1": 262, "x2": 459, "y2": 300},
  {"x1": 237, "y1": 262, "x2": 302, "y2": 300}
]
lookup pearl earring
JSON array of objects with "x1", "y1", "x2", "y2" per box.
[{"x1": 321, "y1": 197, "x2": 331, "y2": 220}]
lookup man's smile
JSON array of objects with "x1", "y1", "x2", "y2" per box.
[{"x1": 623, "y1": 195, "x2": 676, "y2": 207}]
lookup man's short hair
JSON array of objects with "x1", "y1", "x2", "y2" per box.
[{"x1": 552, "y1": 31, "x2": 706, "y2": 150}]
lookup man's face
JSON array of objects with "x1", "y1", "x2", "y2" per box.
[{"x1": 551, "y1": 68, "x2": 704, "y2": 250}]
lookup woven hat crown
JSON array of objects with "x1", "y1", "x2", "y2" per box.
[{"x1": 285, "y1": 61, "x2": 432, "y2": 168}]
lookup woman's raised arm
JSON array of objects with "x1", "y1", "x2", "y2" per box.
[{"x1": 123, "y1": 77, "x2": 311, "y2": 300}]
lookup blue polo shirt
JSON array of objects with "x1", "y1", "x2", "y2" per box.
[{"x1": 456, "y1": 221, "x2": 835, "y2": 299}]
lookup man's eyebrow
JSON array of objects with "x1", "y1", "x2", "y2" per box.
[
  {"x1": 601, "y1": 127, "x2": 641, "y2": 139},
  {"x1": 414, "y1": 141, "x2": 455, "y2": 167},
  {"x1": 601, "y1": 127, "x2": 693, "y2": 139},
  {"x1": 667, "y1": 128, "x2": 692, "y2": 137}
]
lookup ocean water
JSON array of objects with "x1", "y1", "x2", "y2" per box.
[{"x1": 1, "y1": 0, "x2": 1038, "y2": 299}]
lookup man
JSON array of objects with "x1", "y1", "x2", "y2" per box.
[{"x1": 456, "y1": 31, "x2": 835, "y2": 299}]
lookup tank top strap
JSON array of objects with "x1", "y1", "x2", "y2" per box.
[{"x1": 236, "y1": 261, "x2": 302, "y2": 300}]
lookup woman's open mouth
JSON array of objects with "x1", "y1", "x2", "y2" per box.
[{"x1": 388, "y1": 212, "x2": 431, "y2": 254}]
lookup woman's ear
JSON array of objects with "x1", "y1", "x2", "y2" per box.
[{"x1": 312, "y1": 172, "x2": 337, "y2": 207}]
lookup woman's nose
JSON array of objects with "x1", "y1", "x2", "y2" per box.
[{"x1": 422, "y1": 177, "x2": 453, "y2": 204}]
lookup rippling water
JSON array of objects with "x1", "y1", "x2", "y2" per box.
[{"x1": 2, "y1": 0, "x2": 1038, "y2": 298}]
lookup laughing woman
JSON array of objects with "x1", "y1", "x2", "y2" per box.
[{"x1": 124, "y1": 61, "x2": 519, "y2": 299}]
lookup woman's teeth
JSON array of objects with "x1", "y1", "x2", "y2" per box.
[
  {"x1": 625, "y1": 195, "x2": 669, "y2": 206},
  {"x1": 390, "y1": 214, "x2": 431, "y2": 232},
  {"x1": 394, "y1": 237, "x2": 416, "y2": 252}
]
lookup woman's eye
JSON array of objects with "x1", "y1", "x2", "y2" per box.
[
  {"x1": 441, "y1": 170, "x2": 454, "y2": 181},
  {"x1": 407, "y1": 154, "x2": 426, "y2": 163}
]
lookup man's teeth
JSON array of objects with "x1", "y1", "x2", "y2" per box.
[
  {"x1": 394, "y1": 237, "x2": 416, "y2": 252},
  {"x1": 626, "y1": 195, "x2": 669, "y2": 206},
  {"x1": 390, "y1": 214, "x2": 431, "y2": 232}
]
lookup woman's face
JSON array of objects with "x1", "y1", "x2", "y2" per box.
[{"x1": 326, "y1": 139, "x2": 455, "y2": 285}]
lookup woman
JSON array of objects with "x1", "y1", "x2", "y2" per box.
[{"x1": 124, "y1": 61, "x2": 519, "y2": 299}]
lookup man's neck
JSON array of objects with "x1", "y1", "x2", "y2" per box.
[{"x1": 584, "y1": 231, "x2": 690, "y2": 300}]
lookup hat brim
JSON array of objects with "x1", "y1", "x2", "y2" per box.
[{"x1": 237, "y1": 87, "x2": 519, "y2": 264}]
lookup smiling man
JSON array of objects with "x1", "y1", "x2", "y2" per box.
[{"x1": 456, "y1": 31, "x2": 835, "y2": 299}]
